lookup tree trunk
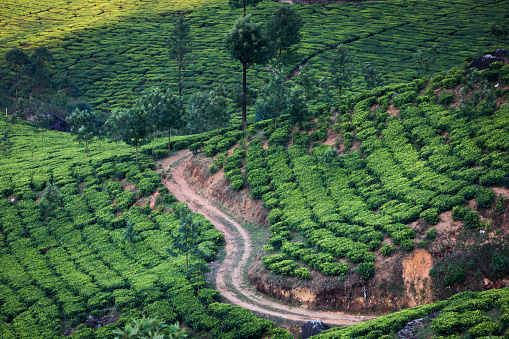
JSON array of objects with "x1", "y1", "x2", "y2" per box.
[
  {"x1": 275, "y1": 98, "x2": 278, "y2": 129},
  {"x1": 178, "y1": 60, "x2": 182, "y2": 100},
  {"x1": 168, "y1": 127, "x2": 172, "y2": 152},
  {"x1": 185, "y1": 236, "x2": 189, "y2": 272},
  {"x1": 242, "y1": 63, "x2": 247, "y2": 131}
]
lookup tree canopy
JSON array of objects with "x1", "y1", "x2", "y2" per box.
[
  {"x1": 266, "y1": 6, "x2": 303, "y2": 60},
  {"x1": 107, "y1": 107, "x2": 149, "y2": 163},
  {"x1": 167, "y1": 16, "x2": 192, "y2": 99},
  {"x1": 67, "y1": 108, "x2": 98, "y2": 157},
  {"x1": 225, "y1": 15, "x2": 273, "y2": 130},
  {"x1": 228, "y1": 0, "x2": 263, "y2": 16}
]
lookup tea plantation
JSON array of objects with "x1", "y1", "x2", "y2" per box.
[
  {"x1": 205, "y1": 64, "x2": 509, "y2": 281},
  {"x1": 0, "y1": 119, "x2": 292, "y2": 338},
  {"x1": 315, "y1": 287, "x2": 509, "y2": 338},
  {"x1": 1, "y1": 0, "x2": 508, "y2": 113}
]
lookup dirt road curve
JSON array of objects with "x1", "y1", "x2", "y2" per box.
[{"x1": 159, "y1": 150, "x2": 376, "y2": 326}]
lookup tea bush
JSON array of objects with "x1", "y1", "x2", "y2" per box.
[{"x1": 0, "y1": 120, "x2": 292, "y2": 338}]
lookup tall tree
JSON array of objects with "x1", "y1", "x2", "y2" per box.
[
  {"x1": 359, "y1": 62, "x2": 384, "y2": 89},
  {"x1": 414, "y1": 44, "x2": 440, "y2": 77},
  {"x1": 167, "y1": 16, "x2": 192, "y2": 99},
  {"x1": 67, "y1": 108, "x2": 97, "y2": 157},
  {"x1": 5, "y1": 48, "x2": 29, "y2": 97},
  {"x1": 266, "y1": 6, "x2": 303, "y2": 61},
  {"x1": 26, "y1": 47, "x2": 53, "y2": 90},
  {"x1": 459, "y1": 68, "x2": 495, "y2": 122},
  {"x1": 121, "y1": 219, "x2": 139, "y2": 253},
  {"x1": 0, "y1": 125, "x2": 13, "y2": 157},
  {"x1": 225, "y1": 15, "x2": 274, "y2": 130},
  {"x1": 158, "y1": 91, "x2": 184, "y2": 152},
  {"x1": 206, "y1": 86, "x2": 229, "y2": 141},
  {"x1": 187, "y1": 91, "x2": 212, "y2": 135},
  {"x1": 228, "y1": 0, "x2": 263, "y2": 17},
  {"x1": 287, "y1": 86, "x2": 310, "y2": 127},
  {"x1": 254, "y1": 65, "x2": 287, "y2": 128},
  {"x1": 33, "y1": 111, "x2": 52, "y2": 143},
  {"x1": 107, "y1": 107, "x2": 149, "y2": 163},
  {"x1": 295, "y1": 64, "x2": 317, "y2": 100},
  {"x1": 172, "y1": 203, "x2": 199, "y2": 272},
  {"x1": 490, "y1": 22, "x2": 508, "y2": 49},
  {"x1": 138, "y1": 87, "x2": 168, "y2": 140},
  {"x1": 330, "y1": 45, "x2": 352, "y2": 105}
]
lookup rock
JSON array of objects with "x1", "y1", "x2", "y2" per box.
[
  {"x1": 48, "y1": 113, "x2": 70, "y2": 132},
  {"x1": 468, "y1": 50, "x2": 507, "y2": 70},
  {"x1": 302, "y1": 320, "x2": 330, "y2": 339},
  {"x1": 397, "y1": 311, "x2": 442, "y2": 339},
  {"x1": 85, "y1": 315, "x2": 98, "y2": 328}
]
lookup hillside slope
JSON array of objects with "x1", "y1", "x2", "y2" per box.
[
  {"x1": 182, "y1": 62, "x2": 509, "y2": 317},
  {"x1": 1, "y1": 0, "x2": 508, "y2": 113}
]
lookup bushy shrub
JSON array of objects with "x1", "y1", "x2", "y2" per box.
[
  {"x1": 392, "y1": 91, "x2": 416, "y2": 108},
  {"x1": 475, "y1": 187, "x2": 495, "y2": 208},
  {"x1": 452, "y1": 205, "x2": 470, "y2": 220},
  {"x1": 380, "y1": 244, "x2": 398, "y2": 256},
  {"x1": 355, "y1": 262, "x2": 375, "y2": 280},
  {"x1": 230, "y1": 176, "x2": 244, "y2": 191},
  {"x1": 438, "y1": 92, "x2": 455, "y2": 106},
  {"x1": 268, "y1": 208, "x2": 283, "y2": 225},
  {"x1": 400, "y1": 239, "x2": 415, "y2": 251},
  {"x1": 292, "y1": 131, "x2": 310, "y2": 146},
  {"x1": 463, "y1": 211, "x2": 482, "y2": 229},
  {"x1": 268, "y1": 127, "x2": 290, "y2": 146},
  {"x1": 420, "y1": 208, "x2": 440, "y2": 225},
  {"x1": 310, "y1": 128, "x2": 327, "y2": 142}
]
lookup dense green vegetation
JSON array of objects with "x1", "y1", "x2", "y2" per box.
[
  {"x1": 1, "y1": 0, "x2": 508, "y2": 116},
  {"x1": 315, "y1": 287, "x2": 509, "y2": 338},
  {"x1": 207, "y1": 64, "x2": 509, "y2": 281},
  {"x1": 0, "y1": 119, "x2": 292, "y2": 338},
  {"x1": 2, "y1": 0, "x2": 509, "y2": 337}
]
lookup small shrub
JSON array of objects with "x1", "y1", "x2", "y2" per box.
[
  {"x1": 400, "y1": 239, "x2": 415, "y2": 251},
  {"x1": 380, "y1": 244, "x2": 398, "y2": 256},
  {"x1": 464, "y1": 211, "x2": 482, "y2": 229},
  {"x1": 420, "y1": 208, "x2": 440, "y2": 225},
  {"x1": 492, "y1": 253, "x2": 509, "y2": 272},
  {"x1": 293, "y1": 267, "x2": 312, "y2": 280},
  {"x1": 476, "y1": 187, "x2": 495, "y2": 208},
  {"x1": 438, "y1": 92, "x2": 455, "y2": 106},
  {"x1": 452, "y1": 205, "x2": 470, "y2": 220},
  {"x1": 355, "y1": 262, "x2": 375, "y2": 280},
  {"x1": 268, "y1": 208, "x2": 283, "y2": 224},
  {"x1": 425, "y1": 228, "x2": 437, "y2": 241}
]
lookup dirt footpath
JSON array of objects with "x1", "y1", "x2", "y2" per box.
[{"x1": 158, "y1": 150, "x2": 376, "y2": 326}]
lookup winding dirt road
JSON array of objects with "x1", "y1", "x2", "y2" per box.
[{"x1": 158, "y1": 150, "x2": 376, "y2": 326}]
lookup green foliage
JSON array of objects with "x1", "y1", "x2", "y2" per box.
[
  {"x1": 420, "y1": 208, "x2": 440, "y2": 225},
  {"x1": 67, "y1": 108, "x2": 98, "y2": 157},
  {"x1": 266, "y1": 6, "x2": 302, "y2": 60},
  {"x1": 0, "y1": 121, "x2": 284, "y2": 339},
  {"x1": 380, "y1": 244, "x2": 398, "y2": 257},
  {"x1": 355, "y1": 262, "x2": 375, "y2": 280}
]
